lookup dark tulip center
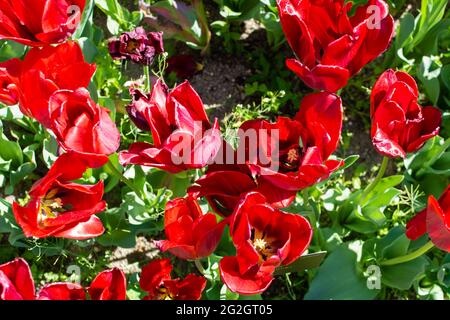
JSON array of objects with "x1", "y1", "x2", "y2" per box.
[{"x1": 280, "y1": 147, "x2": 302, "y2": 172}]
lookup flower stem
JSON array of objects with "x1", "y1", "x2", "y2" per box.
[
  {"x1": 360, "y1": 156, "x2": 389, "y2": 204},
  {"x1": 105, "y1": 159, "x2": 145, "y2": 202},
  {"x1": 144, "y1": 65, "x2": 151, "y2": 92},
  {"x1": 194, "y1": 259, "x2": 206, "y2": 275},
  {"x1": 379, "y1": 241, "x2": 434, "y2": 266}
]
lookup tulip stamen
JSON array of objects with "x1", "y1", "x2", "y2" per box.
[
  {"x1": 38, "y1": 188, "x2": 64, "y2": 226},
  {"x1": 157, "y1": 286, "x2": 173, "y2": 300},
  {"x1": 126, "y1": 40, "x2": 140, "y2": 53}
]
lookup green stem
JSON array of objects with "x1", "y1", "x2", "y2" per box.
[
  {"x1": 105, "y1": 159, "x2": 145, "y2": 201},
  {"x1": 194, "y1": 259, "x2": 206, "y2": 275},
  {"x1": 144, "y1": 65, "x2": 151, "y2": 92},
  {"x1": 380, "y1": 241, "x2": 434, "y2": 266},
  {"x1": 360, "y1": 156, "x2": 389, "y2": 203}
]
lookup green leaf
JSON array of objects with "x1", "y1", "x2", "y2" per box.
[
  {"x1": 304, "y1": 244, "x2": 379, "y2": 300},
  {"x1": 396, "y1": 13, "x2": 415, "y2": 49},
  {"x1": 418, "y1": 56, "x2": 441, "y2": 105},
  {"x1": 381, "y1": 257, "x2": 429, "y2": 290},
  {"x1": 0, "y1": 125, "x2": 23, "y2": 167}
]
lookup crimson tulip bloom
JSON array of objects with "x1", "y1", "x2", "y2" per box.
[
  {"x1": 140, "y1": 259, "x2": 206, "y2": 300},
  {"x1": 370, "y1": 70, "x2": 441, "y2": 158},
  {"x1": 109, "y1": 27, "x2": 164, "y2": 65},
  {"x1": 88, "y1": 268, "x2": 127, "y2": 300},
  {"x1": 0, "y1": 58, "x2": 21, "y2": 105},
  {"x1": 240, "y1": 92, "x2": 343, "y2": 195},
  {"x1": 0, "y1": 0, "x2": 86, "y2": 46},
  {"x1": 219, "y1": 192, "x2": 313, "y2": 295},
  {"x1": 12, "y1": 152, "x2": 106, "y2": 240},
  {"x1": 277, "y1": 0, "x2": 394, "y2": 92},
  {"x1": 0, "y1": 258, "x2": 35, "y2": 300},
  {"x1": 188, "y1": 162, "x2": 296, "y2": 217},
  {"x1": 119, "y1": 79, "x2": 222, "y2": 173},
  {"x1": 17, "y1": 41, "x2": 96, "y2": 127},
  {"x1": 37, "y1": 283, "x2": 86, "y2": 300},
  {"x1": 156, "y1": 197, "x2": 226, "y2": 260},
  {"x1": 406, "y1": 185, "x2": 450, "y2": 252},
  {"x1": 49, "y1": 88, "x2": 121, "y2": 168}
]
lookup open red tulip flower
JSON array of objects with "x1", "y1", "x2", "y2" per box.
[
  {"x1": 0, "y1": 58, "x2": 21, "y2": 106},
  {"x1": 49, "y1": 88, "x2": 121, "y2": 168},
  {"x1": 240, "y1": 92, "x2": 343, "y2": 199},
  {"x1": 139, "y1": 259, "x2": 206, "y2": 300},
  {"x1": 219, "y1": 192, "x2": 313, "y2": 295},
  {"x1": 277, "y1": 0, "x2": 394, "y2": 92},
  {"x1": 12, "y1": 152, "x2": 106, "y2": 240},
  {"x1": 1, "y1": 258, "x2": 127, "y2": 300},
  {"x1": 406, "y1": 185, "x2": 450, "y2": 253},
  {"x1": 16, "y1": 41, "x2": 96, "y2": 127},
  {"x1": 0, "y1": 258, "x2": 35, "y2": 300},
  {"x1": 119, "y1": 79, "x2": 222, "y2": 173},
  {"x1": 87, "y1": 268, "x2": 127, "y2": 300},
  {"x1": 156, "y1": 196, "x2": 226, "y2": 260},
  {"x1": 189, "y1": 162, "x2": 297, "y2": 217},
  {"x1": 370, "y1": 69, "x2": 442, "y2": 158},
  {"x1": 0, "y1": 0, "x2": 86, "y2": 46}
]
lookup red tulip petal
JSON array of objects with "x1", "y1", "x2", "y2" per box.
[
  {"x1": 219, "y1": 256, "x2": 274, "y2": 295},
  {"x1": 88, "y1": 268, "x2": 127, "y2": 300},
  {"x1": 0, "y1": 258, "x2": 35, "y2": 300},
  {"x1": 37, "y1": 283, "x2": 86, "y2": 300},
  {"x1": 427, "y1": 196, "x2": 450, "y2": 252},
  {"x1": 286, "y1": 59, "x2": 350, "y2": 92}
]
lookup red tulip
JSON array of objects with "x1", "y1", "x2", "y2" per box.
[
  {"x1": 156, "y1": 197, "x2": 226, "y2": 260},
  {"x1": 188, "y1": 163, "x2": 296, "y2": 217},
  {"x1": 0, "y1": 0, "x2": 86, "y2": 46},
  {"x1": 12, "y1": 152, "x2": 106, "y2": 240},
  {"x1": 0, "y1": 58, "x2": 21, "y2": 105},
  {"x1": 241, "y1": 92, "x2": 343, "y2": 194},
  {"x1": 0, "y1": 258, "x2": 35, "y2": 300},
  {"x1": 406, "y1": 185, "x2": 450, "y2": 252},
  {"x1": 37, "y1": 283, "x2": 86, "y2": 300},
  {"x1": 88, "y1": 268, "x2": 127, "y2": 300},
  {"x1": 49, "y1": 88, "x2": 121, "y2": 168},
  {"x1": 277, "y1": 0, "x2": 394, "y2": 92},
  {"x1": 119, "y1": 79, "x2": 222, "y2": 173},
  {"x1": 17, "y1": 41, "x2": 96, "y2": 127},
  {"x1": 140, "y1": 259, "x2": 206, "y2": 300},
  {"x1": 370, "y1": 69, "x2": 441, "y2": 158},
  {"x1": 219, "y1": 192, "x2": 313, "y2": 295}
]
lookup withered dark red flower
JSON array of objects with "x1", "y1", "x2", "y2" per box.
[
  {"x1": 49, "y1": 88, "x2": 121, "y2": 168},
  {"x1": 0, "y1": 0, "x2": 86, "y2": 46},
  {"x1": 219, "y1": 192, "x2": 313, "y2": 295},
  {"x1": 12, "y1": 152, "x2": 106, "y2": 240},
  {"x1": 156, "y1": 196, "x2": 226, "y2": 260},
  {"x1": 239, "y1": 92, "x2": 343, "y2": 197},
  {"x1": 277, "y1": 0, "x2": 394, "y2": 92},
  {"x1": 0, "y1": 58, "x2": 21, "y2": 105},
  {"x1": 119, "y1": 79, "x2": 222, "y2": 173},
  {"x1": 166, "y1": 55, "x2": 202, "y2": 79},
  {"x1": 370, "y1": 69, "x2": 441, "y2": 158},
  {"x1": 17, "y1": 41, "x2": 96, "y2": 127},
  {"x1": 139, "y1": 259, "x2": 206, "y2": 300},
  {"x1": 406, "y1": 185, "x2": 450, "y2": 252},
  {"x1": 109, "y1": 27, "x2": 164, "y2": 65}
]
